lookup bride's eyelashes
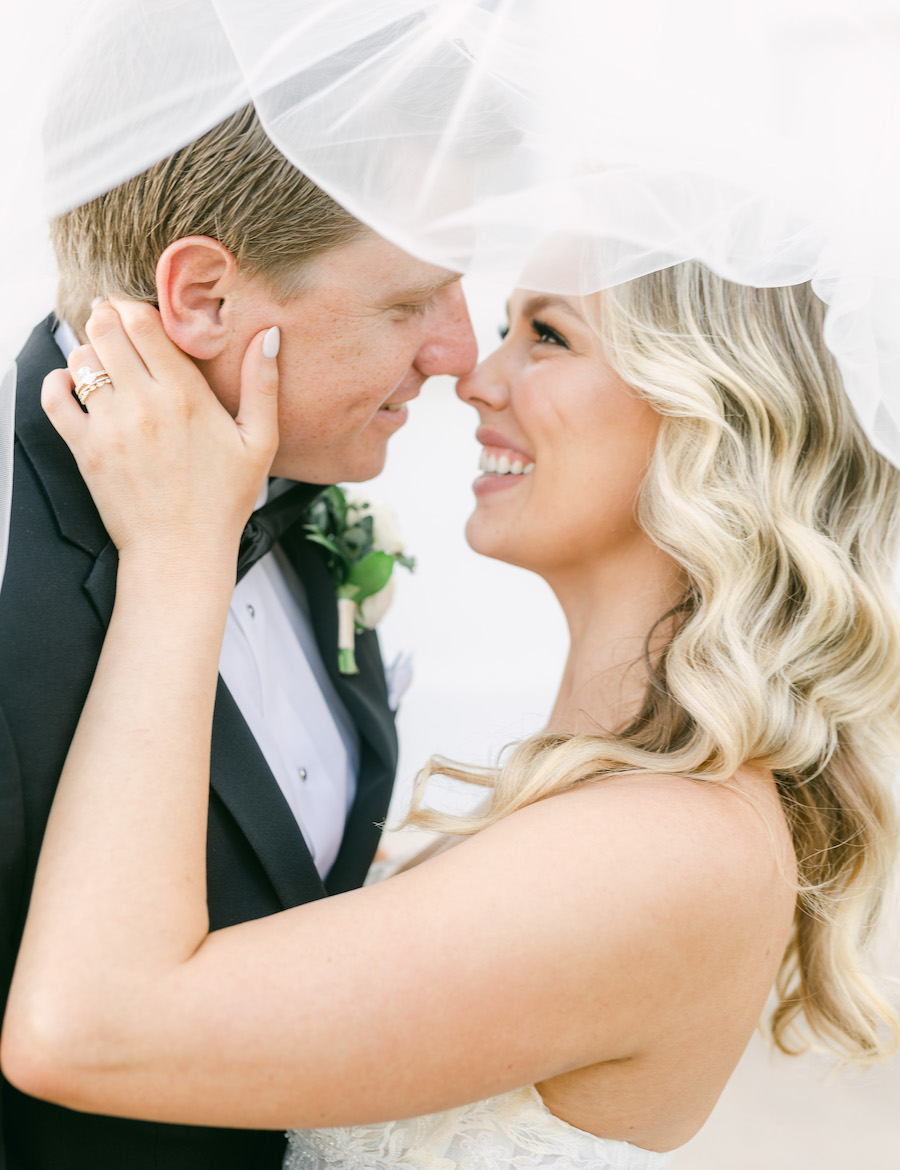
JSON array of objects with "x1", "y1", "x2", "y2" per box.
[
  {"x1": 497, "y1": 319, "x2": 570, "y2": 347},
  {"x1": 530, "y1": 318, "x2": 568, "y2": 348}
]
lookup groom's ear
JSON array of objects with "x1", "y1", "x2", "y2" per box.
[{"x1": 155, "y1": 237, "x2": 238, "y2": 360}]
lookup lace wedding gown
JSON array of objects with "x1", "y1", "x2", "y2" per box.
[{"x1": 284, "y1": 1083, "x2": 675, "y2": 1169}]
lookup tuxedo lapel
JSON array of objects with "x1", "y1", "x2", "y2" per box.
[
  {"x1": 14, "y1": 318, "x2": 115, "y2": 627},
  {"x1": 210, "y1": 681, "x2": 326, "y2": 907},
  {"x1": 280, "y1": 524, "x2": 396, "y2": 764},
  {"x1": 280, "y1": 525, "x2": 399, "y2": 895},
  {"x1": 13, "y1": 316, "x2": 325, "y2": 911},
  {"x1": 14, "y1": 317, "x2": 108, "y2": 560},
  {"x1": 83, "y1": 542, "x2": 118, "y2": 625}
]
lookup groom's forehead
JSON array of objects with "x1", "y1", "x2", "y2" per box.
[
  {"x1": 380, "y1": 269, "x2": 461, "y2": 301},
  {"x1": 307, "y1": 233, "x2": 463, "y2": 306}
]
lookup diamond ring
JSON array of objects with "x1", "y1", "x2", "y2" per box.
[{"x1": 73, "y1": 365, "x2": 114, "y2": 408}]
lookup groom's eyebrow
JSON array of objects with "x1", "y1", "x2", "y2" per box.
[{"x1": 390, "y1": 272, "x2": 462, "y2": 302}]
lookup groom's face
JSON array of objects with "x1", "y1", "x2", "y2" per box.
[{"x1": 214, "y1": 232, "x2": 477, "y2": 483}]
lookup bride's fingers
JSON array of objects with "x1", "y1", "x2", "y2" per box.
[
  {"x1": 234, "y1": 326, "x2": 280, "y2": 464},
  {"x1": 41, "y1": 367, "x2": 89, "y2": 448},
  {"x1": 68, "y1": 343, "x2": 101, "y2": 381},
  {"x1": 105, "y1": 298, "x2": 209, "y2": 403},
  {"x1": 84, "y1": 301, "x2": 157, "y2": 399},
  {"x1": 66, "y1": 344, "x2": 115, "y2": 412}
]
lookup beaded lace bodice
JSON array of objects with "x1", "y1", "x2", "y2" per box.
[{"x1": 283, "y1": 1085, "x2": 675, "y2": 1170}]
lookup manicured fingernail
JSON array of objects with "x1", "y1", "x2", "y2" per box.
[
  {"x1": 91, "y1": 296, "x2": 104, "y2": 308},
  {"x1": 263, "y1": 326, "x2": 281, "y2": 360}
]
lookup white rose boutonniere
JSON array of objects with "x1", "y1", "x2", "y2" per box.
[{"x1": 304, "y1": 486, "x2": 414, "y2": 675}]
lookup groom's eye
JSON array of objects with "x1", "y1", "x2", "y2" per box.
[{"x1": 391, "y1": 300, "x2": 432, "y2": 317}]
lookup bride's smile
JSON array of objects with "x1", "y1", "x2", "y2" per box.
[
  {"x1": 459, "y1": 291, "x2": 660, "y2": 584},
  {"x1": 5, "y1": 259, "x2": 898, "y2": 1170},
  {"x1": 2, "y1": 4, "x2": 899, "y2": 1167}
]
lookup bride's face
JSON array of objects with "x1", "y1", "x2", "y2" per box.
[{"x1": 457, "y1": 291, "x2": 659, "y2": 576}]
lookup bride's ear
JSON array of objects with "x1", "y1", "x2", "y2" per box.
[{"x1": 155, "y1": 238, "x2": 237, "y2": 359}]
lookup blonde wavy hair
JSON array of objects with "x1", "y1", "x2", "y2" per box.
[{"x1": 408, "y1": 263, "x2": 900, "y2": 1065}]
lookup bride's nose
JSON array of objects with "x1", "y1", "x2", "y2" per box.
[{"x1": 456, "y1": 351, "x2": 509, "y2": 413}]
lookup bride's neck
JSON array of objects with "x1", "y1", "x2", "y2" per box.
[{"x1": 545, "y1": 540, "x2": 685, "y2": 737}]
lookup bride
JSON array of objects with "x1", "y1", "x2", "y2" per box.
[{"x1": 2, "y1": 261, "x2": 899, "y2": 1167}]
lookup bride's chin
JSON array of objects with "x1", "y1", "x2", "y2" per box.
[
  {"x1": 464, "y1": 512, "x2": 526, "y2": 565},
  {"x1": 464, "y1": 512, "x2": 497, "y2": 557}
]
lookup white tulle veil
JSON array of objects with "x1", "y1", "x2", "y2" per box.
[{"x1": 2, "y1": 0, "x2": 900, "y2": 581}]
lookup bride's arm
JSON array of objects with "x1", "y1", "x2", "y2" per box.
[{"x1": 0, "y1": 303, "x2": 756, "y2": 1131}]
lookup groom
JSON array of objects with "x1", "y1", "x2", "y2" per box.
[{"x1": 0, "y1": 104, "x2": 475, "y2": 1170}]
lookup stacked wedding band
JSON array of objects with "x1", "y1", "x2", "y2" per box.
[{"x1": 74, "y1": 365, "x2": 113, "y2": 407}]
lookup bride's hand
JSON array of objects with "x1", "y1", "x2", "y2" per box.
[{"x1": 41, "y1": 300, "x2": 279, "y2": 572}]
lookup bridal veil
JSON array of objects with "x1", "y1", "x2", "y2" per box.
[{"x1": 2, "y1": 0, "x2": 900, "y2": 579}]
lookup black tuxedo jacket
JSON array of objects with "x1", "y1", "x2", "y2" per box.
[{"x1": 0, "y1": 317, "x2": 399, "y2": 1170}]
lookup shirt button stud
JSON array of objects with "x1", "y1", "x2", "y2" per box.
[
  {"x1": 247, "y1": 604, "x2": 255, "y2": 618},
  {"x1": 298, "y1": 767, "x2": 308, "y2": 781}
]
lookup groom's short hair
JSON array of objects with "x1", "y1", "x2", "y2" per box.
[{"x1": 51, "y1": 104, "x2": 365, "y2": 333}]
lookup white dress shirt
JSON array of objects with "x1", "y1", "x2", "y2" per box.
[
  {"x1": 56, "y1": 322, "x2": 358, "y2": 878},
  {"x1": 219, "y1": 526, "x2": 359, "y2": 878}
]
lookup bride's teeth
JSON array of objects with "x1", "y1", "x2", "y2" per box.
[{"x1": 478, "y1": 448, "x2": 535, "y2": 476}]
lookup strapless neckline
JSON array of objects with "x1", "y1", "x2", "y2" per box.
[
  {"x1": 284, "y1": 1082, "x2": 677, "y2": 1168},
  {"x1": 522, "y1": 1084, "x2": 670, "y2": 1155}
]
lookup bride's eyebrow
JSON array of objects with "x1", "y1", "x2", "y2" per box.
[{"x1": 513, "y1": 294, "x2": 585, "y2": 320}]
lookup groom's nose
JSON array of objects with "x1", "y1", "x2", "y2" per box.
[{"x1": 414, "y1": 283, "x2": 478, "y2": 379}]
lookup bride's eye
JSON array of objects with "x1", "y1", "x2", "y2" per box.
[{"x1": 531, "y1": 318, "x2": 568, "y2": 347}]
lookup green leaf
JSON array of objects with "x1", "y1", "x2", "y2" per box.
[
  {"x1": 330, "y1": 486, "x2": 350, "y2": 530},
  {"x1": 311, "y1": 486, "x2": 345, "y2": 536},
  {"x1": 305, "y1": 500, "x2": 329, "y2": 533},
  {"x1": 395, "y1": 553, "x2": 416, "y2": 572},
  {"x1": 304, "y1": 530, "x2": 347, "y2": 563},
  {"x1": 345, "y1": 550, "x2": 394, "y2": 602}
]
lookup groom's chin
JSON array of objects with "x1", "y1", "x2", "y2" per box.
[
  {"x1": 270, "y1": 443, "x2": 389, "y2": 486},
  {"x1": 338, "y1": 449, "x2": 390, "y2": 485}
]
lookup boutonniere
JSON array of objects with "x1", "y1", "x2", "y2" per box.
[{"x1": 305, "y1": 486, "x2": 415, "y2": 675}]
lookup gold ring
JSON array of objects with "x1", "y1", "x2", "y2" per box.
[{"x1": 73, "y1": 365, "x2": 114, "y2": 407}]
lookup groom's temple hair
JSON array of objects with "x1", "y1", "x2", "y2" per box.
[
  {"x1": 51, "y1": 104, "x2": 366, "y2": 334},
  {"x1": 50, "y1": 11, "x2": 522, "y2": 336}
]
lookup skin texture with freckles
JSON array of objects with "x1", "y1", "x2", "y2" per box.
[{"x1": 178, "y1": 231, "x2": 478, "y2": 484}]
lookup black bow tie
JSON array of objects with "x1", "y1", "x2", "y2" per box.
[{"x1": 236, "y1": 480, "x2": 326, "y2": 582}]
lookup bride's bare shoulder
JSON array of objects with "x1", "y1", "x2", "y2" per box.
[{"x1": 447, "y1": 765, "x2": 797, "y2": 915}]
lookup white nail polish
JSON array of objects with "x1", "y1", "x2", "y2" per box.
[
  {"x1": 263, "y1": 326, "x2": 281, "y2": 360},
  {"x1": 91, "y1": 296, "x2": 104, "y2": 309}
]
